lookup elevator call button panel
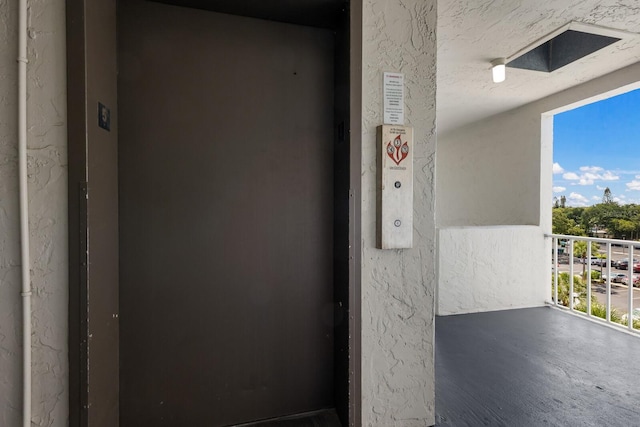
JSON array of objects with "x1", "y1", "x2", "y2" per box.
[{"x1": 377, "y1": 125, "x2": 413, "y2": 249}]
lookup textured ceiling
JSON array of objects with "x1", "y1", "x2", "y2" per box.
[{"x1": 437, "y1": 0, "x2": 640, "y2": 135}]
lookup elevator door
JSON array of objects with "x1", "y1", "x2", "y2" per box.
[{"x1": 118, "y1": 2, "x2": 335, "y2": 425}]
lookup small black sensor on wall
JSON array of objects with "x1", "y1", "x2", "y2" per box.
[{"x1": 98, "y1": 102, "x2": 111, "y2": 131}]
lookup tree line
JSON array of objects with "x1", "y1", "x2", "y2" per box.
[{"x1": 553, "y1": 190, "x2": 640, "y2": 240}]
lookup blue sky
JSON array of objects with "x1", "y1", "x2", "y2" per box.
[{"x1": 553, "y1": 88, "x2": 640, "y2": 207}]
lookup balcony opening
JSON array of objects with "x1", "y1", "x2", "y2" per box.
[{"x1": 546, "y1": 83, "x2": 640, "y2": 332}]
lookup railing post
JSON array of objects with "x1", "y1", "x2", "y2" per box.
[
  {"x1": 587, "y1": 242, "x2": 592, "y2": 317},
  {"x1": 629, "y1": 244, "x2": 635, "y2": 331},
  {"x1": 553, "y1": 237, "x2": 558, "y2": 306},
  {"x1": 606, "y1": 242, "x2": 611, "y2": 323},
  {"x1": 569, "y1": 239, "x2": 574, "y2": 311}
]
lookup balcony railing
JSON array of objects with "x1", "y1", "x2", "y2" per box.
[{"x1": 546, "y1": 233, "x2": 640, "y2": 333}]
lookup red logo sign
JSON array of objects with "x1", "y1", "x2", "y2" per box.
[{"x1": 386, "y1": 135, "x2": 409, "y2": 166}]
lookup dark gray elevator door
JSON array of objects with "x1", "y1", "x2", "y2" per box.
[{"x1": 118, "y1": 2, "x2": 335, "y2": 425}]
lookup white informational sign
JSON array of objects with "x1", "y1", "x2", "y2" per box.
[
  {"x1": 377, "y1": 125, "x2": 413, "y2": 249},
  {"x1": 383, "y1": 72, "x2": 404, "y2": 125}
]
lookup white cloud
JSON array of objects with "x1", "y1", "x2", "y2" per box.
[
  {"x1": 596, "y1": 185, "x2": 606, "y2": 190},
  {"x1": 579, "y1": 166, "x2": 603, "y2": 173},
  {"x1": 578, "y1": 175, "x2": 596, "y2": 186},
  {"x1": 561, "y1": 168, "x2": 619, "y2": 185},
  {"x1": 553, "y1": 163, "x2": 565, "y2": 174},
  {"x1": 568, "y1": 192, "x2": 589, "y2": 206},
  {"x1": 591, "y1": 196, "x2": 600, "y2": 201},
  {"x1": 626, "y1": 179, "x2": 640, "y2": 191},
  {"x1": 553, "y1": 186, "x2": 566, "y2": 193},
  {"x1": 563, "y1": 172, "x2": 580, "y2": 180}
]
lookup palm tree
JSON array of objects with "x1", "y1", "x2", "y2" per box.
[{"x1": 572, "y1": 240, "x2": 599, "y2": 277}]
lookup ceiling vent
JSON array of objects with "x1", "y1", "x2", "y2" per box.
[{"x1": 506, "y1": 22, "x2": 631, "y2": 73}]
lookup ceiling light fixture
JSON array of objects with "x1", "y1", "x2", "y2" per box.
[{"x1": 491, "y1": 58, "x2": 506, "y2": 83}]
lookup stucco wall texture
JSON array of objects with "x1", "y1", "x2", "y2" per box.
[
  {"x1": 361, "y1": 1, "x2": 437, "y2": 425},
  {"x1": 437, "y1": 226, "x2": 548, "y2": 315},
  {"x1": 0, "y1": 0, "x2": 68, "y2": 426}
]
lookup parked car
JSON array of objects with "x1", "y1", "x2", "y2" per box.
[
  {"x1": 593, "y1": 258, "x2": 610, "y2": 267},
  {"x1": 614, "y1": 257, "x2": 635, "y2": 266},
  {"x1": 621, "y1": 275, "x2": 640, "y2": 287},
  {"x1": 607, "y1": 273, "x2": 628, "y2": 283},
  {"x1": 578, "y1": 257, "x2": 601, "y2": 264},
  {"x1": 618, "y1": 258, "x2": 640, "y2": 270},
  {"x1": 634, "y1": 263, "x2": 640, "y2": 273}
]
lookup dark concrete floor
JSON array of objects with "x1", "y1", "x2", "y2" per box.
[{"x1": 436, "y1": 307, "x2": 640, "y2": 427}]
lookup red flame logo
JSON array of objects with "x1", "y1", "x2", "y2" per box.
[{"x1": 386, "y1": 135, "x2": 409, "y2": 166}]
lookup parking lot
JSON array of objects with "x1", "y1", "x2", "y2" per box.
[{"x1": 554, "y1": 246, "x2": 640, "y2": 314}]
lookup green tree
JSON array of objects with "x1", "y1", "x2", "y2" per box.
[
  {"x1": 581, "y1": 202, "x2": 622, "y2": 236},
  {"x1": 566, "y1": 207, "x2": 585, "y2": 225},
  {"x1": 609, "y1": 218, "x2": 636, "y2": 240},
  {"x1": 602, "y1": 187, "x2": 614, "y2": 204},
  {"x1": 552, "y1": 209, "x2": 584, "y2": 235}
]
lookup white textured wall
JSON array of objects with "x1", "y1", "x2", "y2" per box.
[
  {"x1": 437, "y1": 226, "x2": 547, "y2": 315},
  {"x1": 361, "y1": 0, "x2": 437, "y2": 425},
  {"x1": 0, "y1": 1, "x2": 68, "y2": 426},
  {"x1": 436, "y1": 61, "x2": 640, "y2": 315},
  {"x1": 436, "y1": 109, "x2": 541, "y2": 227}
]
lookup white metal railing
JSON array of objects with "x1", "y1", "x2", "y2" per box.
[{"x1": 546, "y1": 233, "x2": 639, "y2": 333}]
